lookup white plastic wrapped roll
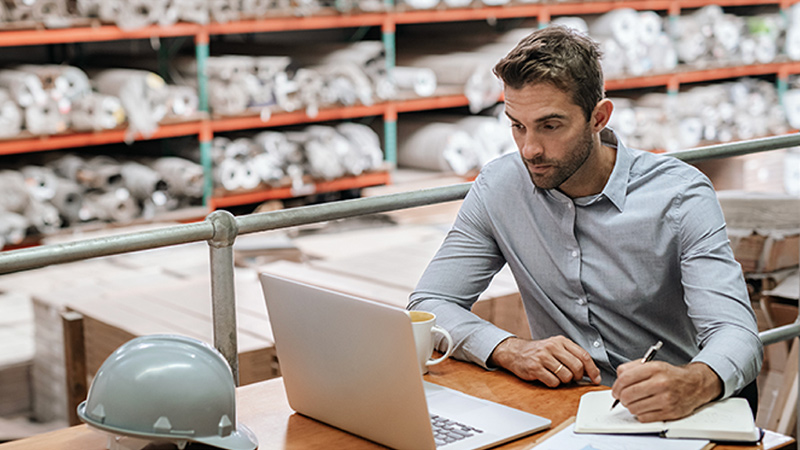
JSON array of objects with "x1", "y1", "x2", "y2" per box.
[
  {"x1": 49, "y1": 177, "x2": 84, "y2": 225},
  {"x1": 305, "y1": 125, "x2": 356, "y2": 178},
  {"x1": 150, "y1": 157, "x2": 205, "y2": 198},
  {"x1": 173, "y1": 0, "x2": 208, "y2": 24},
  {"x1": 16, "y1": 64, "x2": 92, "y2": 103},
  {"x1": 70, "y1": 93, "x2": 125, "y2": 131},
  {"x1": 637, "y1": 11, "x2": 663, "y2": 46},
  {"x1": 588, "y1": 8, "x2": 641, "y2": 49},
  {"x1": 400, "y1": 0, "x2": 439, "y2": 10},
  {"x1": 20, "y1": 165, "x2": 58, "y2": 201},
  {"x1": 209, "y1": 0, "x2": 239, "y2": 23},
  {"x1": 120, "y1": 161, "x2": 168, "y2": 203},
  {"x1": 0, "y1": 88, "x2": 23, "y2": 138},
  {"x1": 207, "y1": 78, "x2": 250, "y2": 116},
  {"x1": 252, "y1": 152, "x2": 285, "y2": 186},
  {"x1": 0, "y1": 171, "x2": 31, "y2": 213},
  {"x1": 82, "y1": 155, "x2": 124, "y2": 190},
  {"x1": 165, "y1": 85, "x2": 199, "y2": 118},
  {"x1": 25, "y1": 98, "x2": 67, "y2": 135},
  {"x1": 92, "y1": 69, "x2": 169, "y2": 139},
  {"x1": 0, "y1": 69, "x2": 48, "y2": 108},
  {"x1": 398, "y1": 122, "x2": 481, "y2": 175},
  {"x1": 0, "y1": 210, "x2": 29, "y2": 249},
  {"x1": 392, "y1": 66, "x2": 437, "y2": 97},
  {"x1": 551, "y1": 16, "x2": 589, "y2": 34},
  {"x1": 648, "y1": 33, "x2": 678, "y2": 73},
  {"x1": 25, "y1": 198, "x2": 61, "y2": 234},
  {"x1": 336, "y1": 122, "x2": 384, "y2": 172},
  {"x1": 783, "y1": 89, "x2": 800, "y2": 130},
  {"x1": 82, "y1": 188, "x2": 139, "y2": 223}
]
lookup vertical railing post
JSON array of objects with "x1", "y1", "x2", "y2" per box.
[{"x1": 206, "y1": 210, "x2": 241, "y2": 385}]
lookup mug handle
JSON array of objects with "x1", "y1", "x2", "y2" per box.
[{"x1": 426, "y1": 325, "x2": 454, "y2": 367}]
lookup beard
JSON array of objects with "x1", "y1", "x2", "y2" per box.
[{"x1": 523, "y1": 123, "x2": 594, "y2": 190}]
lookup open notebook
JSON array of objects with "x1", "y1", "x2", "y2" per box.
[
  {"x1": 575, "y1": 390, "x2": 761, "y2": 443},
  {"x1": 259, "y1": 273, "x2": 551, "y2": 449}
]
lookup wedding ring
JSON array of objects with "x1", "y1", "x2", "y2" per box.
[{"x1": 553, "y1": 364, "x2": 565, "y2": 376}]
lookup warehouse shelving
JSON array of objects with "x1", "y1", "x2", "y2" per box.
[{"x1": 1, "y1": 0, "x2": 799, "y2": 215}]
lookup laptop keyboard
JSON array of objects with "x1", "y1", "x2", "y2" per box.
[{"x1": 430, "y1": 414, "x2": 484, "y2": 447}]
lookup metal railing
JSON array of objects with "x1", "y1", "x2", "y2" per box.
[{"x1": 2, "y1": 133, "x2": 800, "y2": 433}]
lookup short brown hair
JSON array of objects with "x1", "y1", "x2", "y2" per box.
[{"x1": 493, "y1": 25, "x2": 605, "y2": 121}]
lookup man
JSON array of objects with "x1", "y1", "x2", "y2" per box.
[{"x1": 407, "y1": 25, "x2": 762, "y2": 423}]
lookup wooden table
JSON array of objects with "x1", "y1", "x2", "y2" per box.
[{"x1": 0, "y1": 358, "x2": 786, "y2": 450}]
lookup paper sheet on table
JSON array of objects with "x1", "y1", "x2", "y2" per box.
[{"x1": 534, "y1": 423, "x2": 710, "y2": 450}]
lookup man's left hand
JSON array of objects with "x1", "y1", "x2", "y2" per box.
[{"x1": 610, "y1": 361, "x2": 723, "y2": 422}]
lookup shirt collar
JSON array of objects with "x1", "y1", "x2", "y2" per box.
[
  {"x1": 596, "y1": 127, "x2": 629, "y2": 212},
  {"x1": 530, "y1": 127, "x2": 630, "y2": 212}
]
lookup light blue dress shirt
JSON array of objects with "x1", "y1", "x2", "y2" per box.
[{"x1": 409, "y1": 128, "x2": 763, "y2": 398}]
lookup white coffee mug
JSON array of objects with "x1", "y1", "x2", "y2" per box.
[{"x1": 409, "y1": 310, "x2": 454, "y2": 374}]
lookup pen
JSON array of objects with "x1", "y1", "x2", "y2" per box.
[{"x1": 611, "y1": 340, "x2": 663, "y2": 410}]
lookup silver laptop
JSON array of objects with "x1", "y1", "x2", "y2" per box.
[{"x1": 259, "y1": 273, "x2": 551, "y2": 450}]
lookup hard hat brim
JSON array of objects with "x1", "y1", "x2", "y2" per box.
[{"x1": 77, "y1": 401, "x2": 258, "y2": 450}]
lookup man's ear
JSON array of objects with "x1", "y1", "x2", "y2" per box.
[{"x1": 591, "y1": 99, "x2": 614, "y2": 131}]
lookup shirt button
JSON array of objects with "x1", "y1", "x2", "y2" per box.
[
  {"x1": 578, "y1": 298, "x2": 587, "y2": 306},
  {"x1": 592, "y1": 341, "x2": 601, "y2": 348},
  {"x1": 571, "y1": 250, "x2": 578, "y2": 257}
]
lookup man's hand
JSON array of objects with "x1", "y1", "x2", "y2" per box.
[
  {"x1": 611, "y1": 361, "x2": 723, "y2": 422},
  {"x1": 488, "y1": 336, "x2": 602, "y2": 388}
]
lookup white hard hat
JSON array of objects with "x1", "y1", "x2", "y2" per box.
[{"x1": 77, "y1": 334, "x2": 257, "y2": 450}]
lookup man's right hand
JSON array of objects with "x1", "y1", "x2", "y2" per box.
[{"x1": 488, "y1": 336, "x2": 602, "y2": 388}]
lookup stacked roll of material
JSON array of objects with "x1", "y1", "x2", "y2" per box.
[
  {"x1": 391, "y1": 67, "x2": 437, "y2": 98},
  {"x1": 150, "y1": 156, "x2": 206, "y2": 199},
  {"x1": 70, "y1": 93, "x2": 126, "y2": 131},
  {"x1": 608, "y1": 78, "x2": 789, "y2": 152},
  {"x1": 0, "y1": 88, "x2": 23, "y2": 138},
  {"x1": 396, "y1": 46, "x2": 503, "y2": 113},
  {"x1": 670, "y1": 5, "x2": 782, "y2": 67},
  {"x1": 785, "y1": 3, "x2": 800, "y2": 61},
  {"x1": 585, "y1": 9, "x2": 676, "y2": 77},
  {"x1": 92, "y1": 69, "x2": 169, "y2": 140},
  {"x1": 0, "y1": 169, "x2": 62, "y2": 239},
  {"x1": 210, "y1": 122, "x2": 383, "y2": 193}
]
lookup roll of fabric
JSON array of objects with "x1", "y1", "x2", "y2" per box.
[
  {"x1": 397, "y1": 121, "x2": 481, "y2": 175},
  {"x1": 392, "y1": 66, "x2": 437, "y2": 97},
  {"x1": 25, "y1": 98, "x2": 68, "y2": 135},
  {"x1": 25, "y1": 197, "x2": 62, "y2": 234},
  {"x1": 209, "y1": 0, "x2": 239, "y2": 23},
  {"x1": 120, "y1": 161, "x2": 169, "y2": 204},
  {"x1": 637, "y1": 11, "x2": 663, "y2": 46},
  {"x1": 0, "y1": 69, "x2": 48, "y2": 108},
  {"x1": 551, "y1": 16, "x2": 589, "y2": 34},
  {"x1": 335, "y1": 122, "x2": 384, "y2": 172},
  {"x1": 0, "y1": 210, "x2": 29, "y2": 249},
  {"x1": 150, "y1": 156, "x2": 205, "y2": 199},
  {"x1": 0, "y1": 170, "x2": 33, "y2": 213},
  {"x1": 783, "y1": 89, "x2": 800, "y2": 130},
  {"x1": 588, "y1": 8, "x2": 641, "y2": 49},
  {"x1": 49, "y1": 177, "x2": 84, "y2": 226},
  {"x1": 0, "y1": 88, "x2": 23, "y2": 138},
  {"x1": 32, "y1": 0, "x2": 70, "y2": 27},
  {"x1": 83, "y1": 188, "x2": 139, "y2": 223},
  {"x1": 251, "y1": 152, "x2": 285, "y2": 187},
  {"x1": 20, "y1": 165, "x2": 58, "y2": 201},
  {"x1": 304, "y1": 125, "x2": 351, "y2": 178},
  {"x1": 15, "y1": 64, "x2": 91, "y2": 106},
  {"x1": 98, "y1": 0, "x2": 158, "y2": 30},
  {"x1": 70, "y1": 93, "x2": 126, "y2": 131},
  {"x1": 207, "y1": 78, "x2": 251, "y2": 116},
  {"x1": 165, "y1": 85, "x2": 199, "y2": 118},
  {"x1": 400, "y1": 0, "x2": 439, "y2": 10},
  {"x1": 81, "y1": 155, "x2": 124, "y2": 190},
  {"x1": 92, "y1": 69, "x2": 169, "y2": 139},
  {"x1": 173, "y1": 0, "x2": 208, "y2": 24},
  {"x1": 49, "y1": 153, "x2": 86, "y2": 181}
]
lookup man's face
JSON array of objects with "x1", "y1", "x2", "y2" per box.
[{"x1": 504, "y1": 82, "x2": 595, "y2": 192}]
